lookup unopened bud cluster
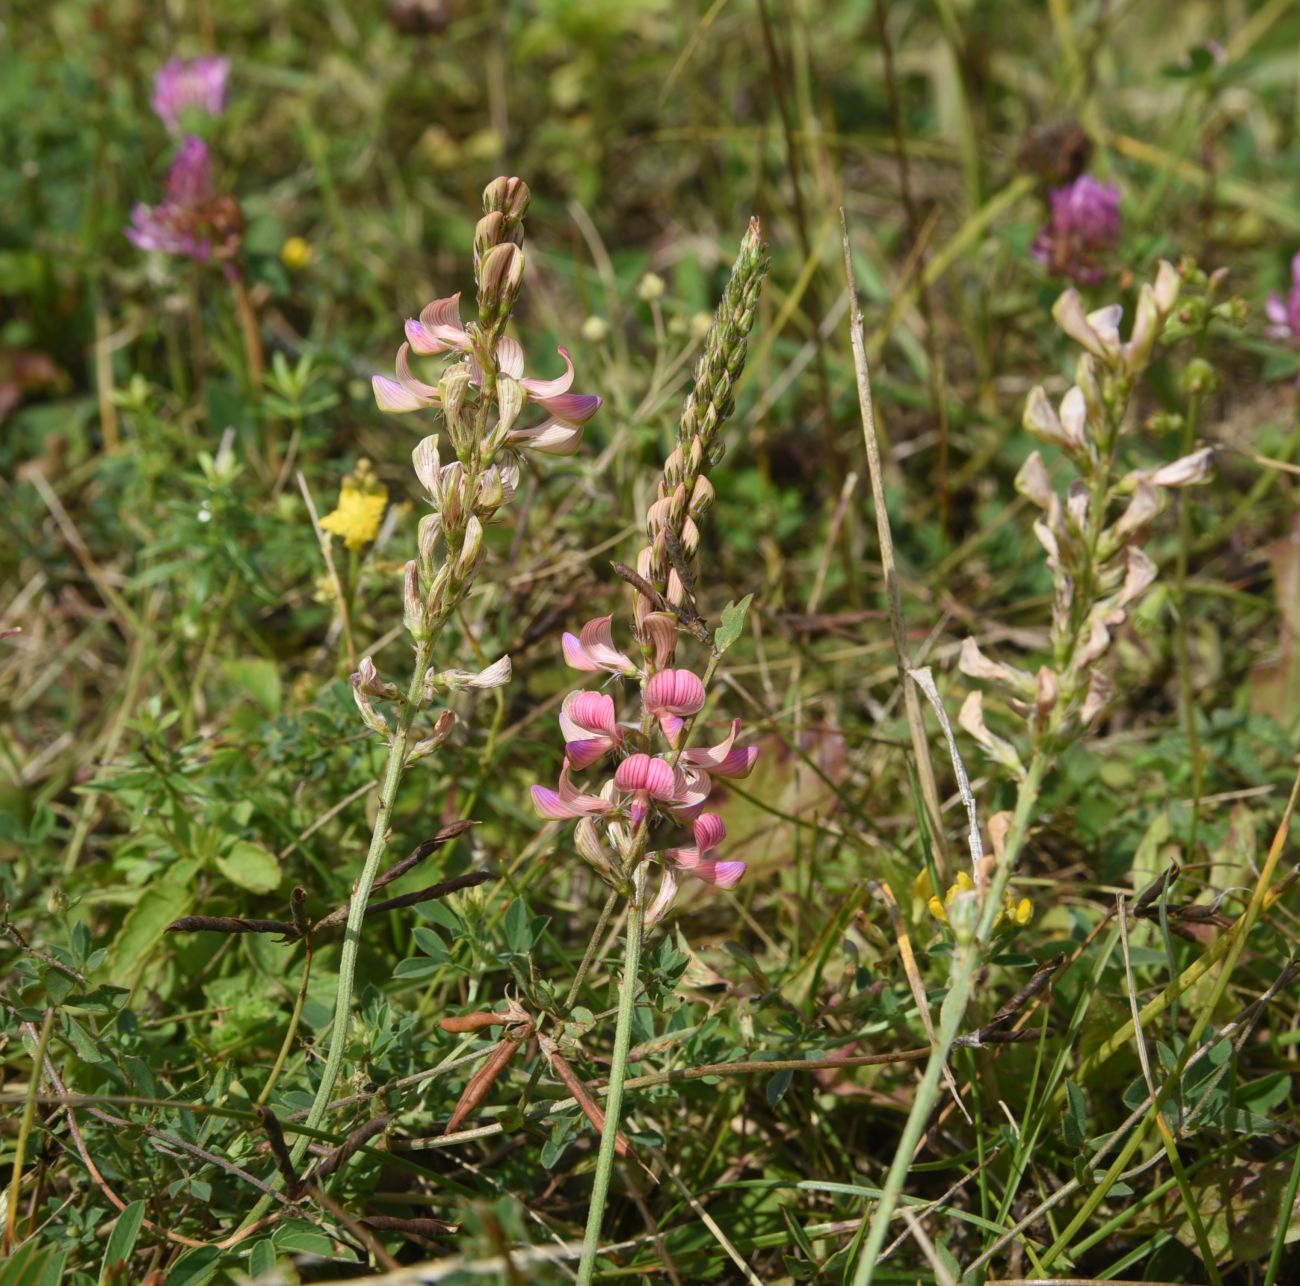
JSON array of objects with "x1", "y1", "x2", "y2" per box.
[
  {"x1": 633, "y1": 218, "x2": 769, "y2": 648},
  {"x1": 960, "y1": 261, "x2": 1216, "y2": 772}
]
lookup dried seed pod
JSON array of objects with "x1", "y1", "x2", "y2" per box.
[{"x1": 443, "y1": 1026, "x2": 532, "y2": 1134}]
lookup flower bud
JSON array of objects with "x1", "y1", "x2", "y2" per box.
[
  {"x1": 638, "y1": 272, "x2": 666, "y2": 302},
  {"x1": 351, "y1": 674, "x2": 391, "y2": 739},
  {"x1": 689, "y1": 474, "x2": 715, "y2": 516},
  {"x1": 478, "y1": 243, "x2": 524, "y2": 313},
  {"x1": 476, "y1": 466, "x2": 506, "y2": 514},
  {"x1": 1015, "y1": 451, "x2": 1055, "y2": 510},
  {"x1": 946, "y1": 886, "x2": 979, "y2": 947},
  {"x1": 496, "y1": 375, "x2": 525, "y2": 436},
  {"x1": 356, "y1": 656, "x2": 401, "y2": 701},
  {"x1": 663, "y1": 445, "x2": 685, "y2": 486},
  {"x1": 575, "y1": 818, "x2": 620, "y2": 885},
  {"x1": 440, "y1": 366, "x2": 472, "y2": 425},
  {"x1": 403, "y1": 560, "x2": 430, "y2": 640},
  {"x1": 1066, "y1": 478, "x2": 1090, "y2": 532},
  {"x1": 482, "y1": 175, "x2": 530, "y2": 223},
  {"x1": 1124, "y1": 283, "x2": 1160, "y2": 373},
  {"x1": 407, "y1": 709, "x2": 457, "y2": 762},
  {"x1": 457, "y1": 514, "x2": 484, "y2": 576},
  {"x1": 1153, "y1": 258, "x2": 1180, "y2": 315},
  {"x1": 413, "y1": 435, "x2": 442, "y2": 498},
  {"x1": 474, "y1": 211, "x2": 507, "y2": 265},
  {"x1": 418, "y1": 512, "x2": 442, "y2": 570},
  {"x1": 1151, "y1": 446, "x2": 1215, "y2": 488}
]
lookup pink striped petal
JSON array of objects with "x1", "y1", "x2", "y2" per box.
[
  {"x1": 405, "y1": 318, "x2": 447, "y2": 354},
  {"x1": 565, "y1": 738, "x2": 614, "y2": 770},
  {"x1": 520, "y1": 346, "x2": 576, "y2": 399},
  {"x1": 373, "y1": 375, "x2": 427, "y2": 413},
  {"x1": 531, "y1": 761, "x2": 613, "y2": 819},
  {"x1": 538, "y1": 392, "x2": 602, "y2": 425},
  {"x1": 692, "y1": 813, "x2": 726, "y2": 855},
  {"x1": 683, "y1": 720, "x2": 757, "y2": 778},
  {"x1": 562, "y1": 631, "x2": 601, "y2": 671},
  {"x1": 644, "y1": 867, "x2": 679, "y2": 927},
  {"x1": 614, "y1": 753, "x2": 678, "y2": 799},
  {"x1": 419, "y1": 293, "x2": 470, "y2": 349},
  {"x1": 495, "y1": 336, "x2": 526, "y2": 379},
  {"x1": 659, "y1": 714, "x2": 685, "y2": 745},
  {"x1": 646, "y1": 669, "x2": 706, "y2": 717},
  {"x1": 560, "y1": 690, "x2": 618, "y2": 740},
  {"x1": 395, "y1": 343, "x2": 442, "y2": 400},
  {"x1": 690, "y1": 859, "x2": 746, "y2": 889},
  {"x1": 506, "y1": 418, "x2": 586, "y2": 456},
  {"x1": 572, "y1": 616, "x2": 636, "y2": 675}
]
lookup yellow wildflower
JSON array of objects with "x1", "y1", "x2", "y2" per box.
[
  {"x1": 918, "y1": 868, "x2": 1032, "y2": 934},
  {"x1": 281, "y1": 236, "x2": 312, "y2": 270},
  {"x1": 320, "y1": 459, "x2": 388, "y2": 551}
]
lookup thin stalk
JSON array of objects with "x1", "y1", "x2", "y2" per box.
[
  {"x1": 577, "y1": 870, "x2": 646, "y2": 1284},
  {"x1": 4, "y1": 1009, "x2": 53, "y2": 1252},
  {"x1": 850, "y1": 752, "x2": 1045, "y2": 1284},
  {"x1": 258, "y1": 944, "x2": 313, "y2": 1106},
  {"x1": 290, "y1": 638, "x2": 433, "y2": 1170},
  {"x1": 1172, "y1": 326, "x2": 1210, "y2": 856}
]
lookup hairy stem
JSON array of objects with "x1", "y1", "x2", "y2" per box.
[{"x1": 577, "y1": 869, "x2": 645, "y2": 1284}]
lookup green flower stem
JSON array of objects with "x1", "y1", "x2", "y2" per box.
[
  {"x1": 850, "y1": 749, "x2": 1045, "y2": 1285},
  {"x1": 576, "y1": 867, "x2": 645, "y2": 1285},
  {"x1": 291, "y1": 637, "x2": 434, "y2": 1169}
]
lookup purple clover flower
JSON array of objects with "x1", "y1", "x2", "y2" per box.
[
  {"x1": 126, "y1": 136, "x2": 240, "y2": 265},
  {"x1": 1266, "y1": 253, "x2": 1300, "y2": 344},
  {"x1": 1032, "y1": 174, "x2": 1121, "y2": 285},
  {"x1": 151, "y1": 56, "x2": 230, "y2": 134}
]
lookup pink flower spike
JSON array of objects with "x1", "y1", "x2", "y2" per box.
[
  {"x1": 559, "y1": 691, "x2": 620, "y2": 769},
  {"x1": 560, "y1": 616, "x2": 637, "y2": 676},
  {"x1": 520, "y1": 347, "x2": 577, "y2": 400},
  {"x1": 646, "y1": 669, "x2": 706, "y2": 718},
  {"x1": 152, "y1": 56, "x2": 229, "y2": 133},
  {"x1": 530, "y1": 761, "x2": 614, "y2": 820}
]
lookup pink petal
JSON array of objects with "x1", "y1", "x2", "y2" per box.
[
  {"x1": 419, "y1": 293, "x2": 470, "y2": 349},
  {"x1": 495, "y1": 337, "x2": 526, "y2": 379},
  {"x1": 710, "y1": 745, "x2": 758, "y2": 779},
  {"x1": 405, "y1": 319, "x2": 448, "y2": 355},
  {"x1": 614, "y1": 753, "x2": 678, "y2": 798},
  {"x1": 565, "y1": 738, "x2": 613, "y2": 770},
  {"x1": 538, "y1": 392, "x2": 603, "y2": 425},
  {"x1": 561, "y1": 690, "x2": 618, "y2": 739},
  {"x1": 644, "y1": 867, "x2": 679, "y2": 927},
  {"x1": 683, "y1": 720, "x2": 738, "y2": 770},
  {"x1": 659, "y1": 714, "x2": 685, "y2": 745},
  {"x1": 691, "y1": 859, "x2": 746, "y2": 889},
  {"x1": 692, "y1": 813, "x2": 726, "y2": 854},
  {"x1": 578, "y1": 616, "x2": 636, "y2": 675},
  {"x1": 395, "y1": 344, "x2": 442, "y2": 400},
  {"x1": 1267, "y1": 294, "x2": 1289, "y2": 327},
  {"x1": 520, "y1": 346, "x2": 576, "y2": 399},
  {"x1": 373, "y1": 375, "x2": 427, "y2": 413},
  {"x1": 506, "y1": 418, "x2": 586, "y2": 456},
  {"x1": 646, "y1": 669, "x2": 706, "y2": 717},
  {"x1": 562, "y1": 631, "x2": 601, "y2": 671},
  {"x1": 531, "y1": 784, "x2": 578, "y2": 819},
  {"x1": 668, "y1": 764, "x2": 713, "y2": 819}
]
